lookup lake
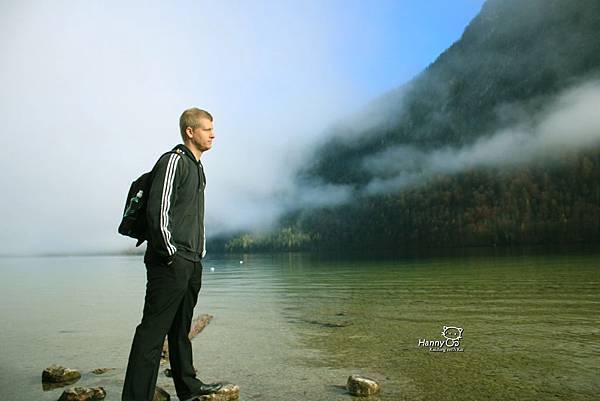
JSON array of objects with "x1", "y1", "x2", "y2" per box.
[{"x1": 0, "y1": 247, "x2": 598, "y2": 401}]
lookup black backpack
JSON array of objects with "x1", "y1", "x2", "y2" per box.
[{"x1": 118, "y1": 150, "x2": 178, "y2": 247}]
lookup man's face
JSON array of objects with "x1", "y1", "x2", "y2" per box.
[{"x1": 188, "y1": 117, "x2": 215, "y2": 152}]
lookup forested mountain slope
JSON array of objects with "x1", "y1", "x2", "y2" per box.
[{"x1": 219, "y1": 0, "x2": 600, "y2": 252}]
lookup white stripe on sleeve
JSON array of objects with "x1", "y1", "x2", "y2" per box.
[{"x1": 160, "y1": 154, "x2": 180, "y2": 255}]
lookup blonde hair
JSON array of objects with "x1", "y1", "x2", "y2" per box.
[{"x1": 179, "y1": 108, "x2": 213, "y2": 139}]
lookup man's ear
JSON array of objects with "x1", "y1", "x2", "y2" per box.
[{"x1": 185, "y1": 126, "x2": 194, "y2": 139}]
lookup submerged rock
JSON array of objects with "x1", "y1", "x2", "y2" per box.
[
  {"x1": 164, "y1": 367, "x2": 197, "y2": 377},
  {"x1": 290, "y1": 317, "x2": 350, "y2": 328},
  {"x1": 304, "y1": 319, "x2": 349, "y2": 328},
  {"x1": 196, "y1": 383, "x2": 240, "y2": 401},
  {"x1": 346, "y1": 374, "x2": 380, "y2": 396},
  {"x1": 153, "y1": 386, "x2": 170, "y2": 401},
  {"x1": 42, "y1": 365, "x2": 82, "y2": 383},
  {"x1": 57, "y1": 387, "x2": 106, "y2": 401},
  {"x1": 91, "y1": 368, "x2": 116, "y2": 375}
]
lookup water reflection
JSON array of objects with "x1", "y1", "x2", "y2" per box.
[
  {"x1": 0, "y1": 249, "x2": 598, "y2": 401},
  {"x1": 257, "y1": 251, "x2": 600, "y2": 401}
]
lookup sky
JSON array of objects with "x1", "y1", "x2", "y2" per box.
[{"x1": 0, "y1": 0, "x2": 485, "y2": 255}]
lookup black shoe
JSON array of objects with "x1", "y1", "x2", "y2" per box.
[{"x1": 179, "y1": 382, "x2": 223, "y2": 401}]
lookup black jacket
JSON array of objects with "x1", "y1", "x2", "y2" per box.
[{"x1": 145, "y1": 144, "x2": 206, "y2": 263}]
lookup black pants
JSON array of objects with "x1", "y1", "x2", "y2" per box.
[{"x1": 122, "y1": 252, "x2": 205, "y2": 401}]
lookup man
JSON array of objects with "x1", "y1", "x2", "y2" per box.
[{"x1": 122, "y1": 108, "x2": 222, "y2": 401}]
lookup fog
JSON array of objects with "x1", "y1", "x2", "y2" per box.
[
  {"x1": 5, "y1": 2, "x2": 596, "y2": 255},
  {"x1": 0, "y1": 1, "x2": 483, "y2": 255},
  {"x1": 360, "y1": 79, "x2": 600, "y2": 195}
]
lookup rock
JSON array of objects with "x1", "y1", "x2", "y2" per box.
[
  {"x1": 303, "y1": 319, "x2": 349, "y2": 328},
  {"x1": 42, "y1": 365, "x2": 82, "y2": 383},
  {"x1": 290, "y1": 317, "x2": 350, "y2": 328},
  {"x1": 346, "y1": 374, "x2": 380, "y2": 396},
  {"x1": 153, "y1": 386, "x2": 170, "y2": 401},
  {"x1": 162, "y1": 314, "x2": 213, "y2": 362},
  {"x1": 164, "y1": 367, "x2": 196, "y2": 377},
  {"x1": 188, "y1": 314, "x2": 214, "y2": 339},
  {"x1": 57, "y1": 387, "x2": 106, "y2": 401},
  {"x1": 195, "y1": 383, "x2": 240, "y2": 401},
  {"x1": 91, "y1": 368, "x2": 116, "y2": 375}
]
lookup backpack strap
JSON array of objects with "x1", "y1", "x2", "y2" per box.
[{"x1": 149, "y1": 149, "x2": 184, "y2": 177}]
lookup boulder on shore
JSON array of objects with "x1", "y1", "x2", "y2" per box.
[
  {"x1": 162, "y1": 314, "x2": 213, "y2": 362},
  {"x1": 42, "y1": 365, "x2": 81, "y2": 383},
  {"x1": 195, "y1": 383, "x2": 240, "y2": 401},
  {"x1": 346, "y1": 374, "x2": 380, "y2": 396},
  {"x1": 154, "y1": 386, "x2": 170, "y2": 401},
  {"x1": 57, "y1": 386, "x2": 106, "y2": 401}
]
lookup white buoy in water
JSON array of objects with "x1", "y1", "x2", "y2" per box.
[
  {"x1": 210, "y1": 267, "x2": 215, "y2": 272},
  {"x1": 239, "y1": 260, "x2": 244, "y2": 264}
]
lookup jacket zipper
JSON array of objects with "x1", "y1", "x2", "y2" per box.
[{"x1": 197, "y1": 162, "x2": 203, "y2": 256}]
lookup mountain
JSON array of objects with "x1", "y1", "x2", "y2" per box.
[
  {"x1": 217, "y1": 0, "x2": 600, "y2": 252},
  {"x1": 304, "y1": 0, "x2": 600, "y2": 186}
]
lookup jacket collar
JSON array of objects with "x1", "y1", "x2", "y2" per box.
[{"x1": 173, "y1": 143, "x2": 200, "y2": 165}]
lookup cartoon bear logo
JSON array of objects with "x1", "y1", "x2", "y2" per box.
[{"x1": 441, "y1": 326, "x2": 463, "y2": 341}]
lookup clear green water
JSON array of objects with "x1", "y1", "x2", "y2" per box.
[{"x1": 0, "y1": 249, "x2": 598, "y2": 401}]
